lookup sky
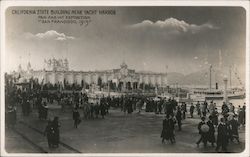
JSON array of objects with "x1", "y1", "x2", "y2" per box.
[{"x1": 5, "y1": 6, "x2": 246, "y2": 78}]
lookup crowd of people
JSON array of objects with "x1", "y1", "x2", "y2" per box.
[
  {"x1": 159, "y1": 98, "x2": 245, "y2": 153},
  {"x1": 5, "y1": 75, "x2": 246, "y2": 152}
]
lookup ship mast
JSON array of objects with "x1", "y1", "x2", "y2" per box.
[
  {"x1": 209, "y1": 65, "x2": 212, "y2": 91},
  {"x1": 229, "y1": 65, "x2": 232, "y2": 89}
]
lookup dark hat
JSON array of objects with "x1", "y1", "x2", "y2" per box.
[
  {"x1": 208, "y1": 115, "x2": 212, "y2": 120},
  {"x1": 201, "y1": 117, "x2": 206, "y2": 121}
]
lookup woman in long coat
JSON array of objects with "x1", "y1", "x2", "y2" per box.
[
  {"x1": 161, "y1": 115, "x2": 175, "y2": 144},
  {"x1": 52, "y1": 117, "x2": 60, "y2": 148},
  {"x1": 216, "y1": 118, "x2": 229, "y2": 152},
  {"x1": 44, "y1": 120, "x2": 54, "y2": 148},
  {"x1": 207, "y1": 116, "x2": 215, "y2": 146}
]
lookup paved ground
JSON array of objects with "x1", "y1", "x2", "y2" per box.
[{"x1": 4, "y1": 105, "x2": 245, "y2": 154}]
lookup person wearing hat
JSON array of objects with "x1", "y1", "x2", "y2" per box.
[
  {"x1": 52, "y1": 116, "x2": 60, "y2": 148},
  {"x1": 196, "y1": 116, "x2": 209, "y2": 147},
  {"x1": 211, "y1": 108, "x2": 219, "y2": 126},
  {"x1": 44, "y1": 120, "x2": 54, "y2": 148},
  {"x1": 6, "y1": 105, "x2": 17, "y2": 128},
  {"x1": 73, "y1": 107, "x2": 80, "y2": 128},
  {"x1": 196, "y1": 101, "x2": 201, "y2": 117},
  {"x1": 228, "y1": 115, "x2": 240, "y2": 143},
  {"x1": 41, "y1": 102, "x2": 48, "y2": 120},
  {"x1": 189, "y1": 103, "x2": 195, "y2": 118},
  {"x1": 161, "y1": 114, "x2": 175, "y2": 144},
  {"x1": 215, "y1": 117, "x2": 229, "y2": 152},
  {"x1": 176, "y1": 106, "x2": 182, "y2": 131},
  {"x1": 207, "y1": 115, "x2": 215, "y2": 147}
]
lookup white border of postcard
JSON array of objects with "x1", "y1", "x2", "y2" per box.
[{"x1": 1, "y1": 1, "x2": 249, "y2": 157}]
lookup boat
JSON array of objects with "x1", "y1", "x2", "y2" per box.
[
  {"x1": 190, "y1": 88, "x2": 245, "y2": 101},
  {"x1": 189, "y1": 64, "x2": 245, "y2": 101}
]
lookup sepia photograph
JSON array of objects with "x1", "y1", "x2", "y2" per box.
[{"x1": 1, "y1": 1, "x2": 249, "y2": 156}]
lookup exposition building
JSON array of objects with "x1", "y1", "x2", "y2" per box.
[{"x1": 13, "y1": 58, "x2": 168, "y2": 92}]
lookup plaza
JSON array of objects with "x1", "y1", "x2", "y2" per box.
[{"x1": 5, "y1": 105, "x2": 245, "y2": 153}]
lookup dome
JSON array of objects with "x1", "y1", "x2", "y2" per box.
[{"x1": 120, "y1": 61, "x2": 128, "y2": 69}]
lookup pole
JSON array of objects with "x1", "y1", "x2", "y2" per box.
[
  {"x1": 108, "y1": 81, "x2": 110, "y2": 96},
  {"x1": 229, "y1": 66, "x2": 232, "y2": 89},
  {"x1": 209, "y1": 65, "x2": 212, "y2": 91},
  {"x1": 223, "y1": 77, "x2": 228, "y2": 104}
]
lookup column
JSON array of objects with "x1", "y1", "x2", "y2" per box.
[
  {"x1": 223, "y1": 77, "x2": 228, "y2": 104},
  {"x1": 123, "y1": 81, "x2": 126, "y2": 91}
]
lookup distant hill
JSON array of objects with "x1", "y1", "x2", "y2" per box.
[{"x1": 168, "y1": 69, "x2": 243, "y2": 87}]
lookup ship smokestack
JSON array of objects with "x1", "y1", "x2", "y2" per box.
[{"x1": 223, "y1": 77, "x2": 228, "y2": 104}]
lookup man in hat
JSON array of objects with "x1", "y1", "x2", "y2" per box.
[
  {"x1": 216, "y1": 117, "x2": 229, "y2": 152},
  {"x1": 41, "y1": 102, "x2": 48, "y2": 120},
  {"x1": 196, "y1": 101, "x2": 201, "y2": 117},
  {"x1": 196, "y1": 117, "x2": 208, "y2": 147},
  {"x1": 207, "y1": 115, "x2": 215, "y2": 147},
  {"x1": 161, "y1": 114, "x2": 175, "y2": 144},
  {"x1": 229, "y1": 115, "x2": 240, "y2": 143},
  {"x1": 99, "y1": 101, "x2": 106, "y2": 119},
  {"x1": 52, "y1": 116, "x2": 60, "y2": 148},
  {"x1": 211, "y1": 108, "x2": 219, "y2": 126},
  {"x1": 73, "y1": 107, "x2": 80, "y2": 128},
  {"x1": 6, "y1": 105, "x2": 17, "y2": 128},
  {"x1": 44, "y1": 120, "x2": 54, "y2": 148},
  {"x1": 189, "y1": 103, "x2": 195, "y2": 118},
  {"x1": 176, "y1": 106, "x2": 182, "y2": 131}
]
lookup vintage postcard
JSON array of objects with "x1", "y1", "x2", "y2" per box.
[{"x1": 1, "y1": 1, "x2": 249, "y2": 157}]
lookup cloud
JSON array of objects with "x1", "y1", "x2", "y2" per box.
[
  {"x1": 128, "y1": 17, "x2": 218, "y2": 34},
  {"x1": 24, "y1": 30, "x2": 75, "y2": 41}
]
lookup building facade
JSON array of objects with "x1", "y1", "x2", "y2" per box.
[{"x1": 14, "y1": 58, "x2": 168, "y2": 90}]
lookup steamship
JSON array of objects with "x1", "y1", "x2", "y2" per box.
[
  {"x1": 190, "y1": 88, "x2": 245, "y2": 101},
  {"x1": 189, "y1": 65, "x2": 245, "y2": 101}
]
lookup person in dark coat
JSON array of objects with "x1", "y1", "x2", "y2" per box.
[
  {"x1": 216, "y1": 117, "x2": 229, "y2": 152},
  {"x1": 90, "y1": 103, "x2": 94, "y2": 119},
  {"x1": 73, "y1": 108, "x2": 80, "y2": 128},
  {"x1": 6, "y1": 105, "x2": 17, "y2": 128},
  {"x1": 41, "y1": 102, "x2": 48, "y2": 120},
  {"x1": 100, "y1": 102, "x2": 106, "y2": 119},
  {"x1": 190, "y1": 103, "x2": 195, "y2": 118},
  {"x1": 207, "y1": 115, "x2": 215, "y2": 147},
  {"x1": 242, "y1": 104, "x2": 246, "y2": 126},
  {"x1": 23, "y1": 99, "x2": 31, "y2": 116},
  {"x1": 201, "y1": 101, "x2": 208, "y2": 117},
  {"x1": 229, "y1": 115, "x2": 240, "y2": 143},
  {"x1": 238, "y1": 107, "x2": 243, "y2": 125},
  {"x1": 44, "y1": 120, "x2": 55, "y2": 148},
  {"x1": 221, "y1": 102, "x2": 229, "y2": 116},
  {"x1": 94, "y1": 104, "x2": 100, "y2": 118},
  {"x1": 52, "y1": 117, "x2": 60, "y2": 148},
  {"x1": 196, "y1": 117, "x2": 208, "y2": 147},
  {"x1": 127, "y1": 98, "x2": 133, "y2": 114},
  {"x1": 196, "y1": 101, "x2": 201, "y2": 117},
  {"x1": 211, "y1": 108, "x2": 219, "y2": 126},
  {"x1": 161, "y1": 114, "x2": 175, "y2": 144},
  {"x1": 176, "y1": 106, "x2": 182, "y2": 131},
  {"x1": 168, "y1": 114, "x2": 176, "y2": 143},
  {"x1": 181, "y1": 103, "x2": 187, "y2": 119}
]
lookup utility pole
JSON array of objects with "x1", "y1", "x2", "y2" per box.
[
  {"x1": 229, "y1": 66, "x2": 232, "y2": 89},
  {"x1": 209, "y1": 65, "x2": 212, "y2": 91}
]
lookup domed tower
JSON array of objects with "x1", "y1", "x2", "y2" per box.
[
  {"x1": 27, "y1": 61, "x2": 32, "y2": 72},
  {"x1": 120, "y1": 61, "x2": 128, "y2": 69},
  {"x1": 18, "y1": 64, "x2": 22, "y2": 73},
  {"x1": 63, "y1": 58, "x2": 69, "y2": 71}
]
